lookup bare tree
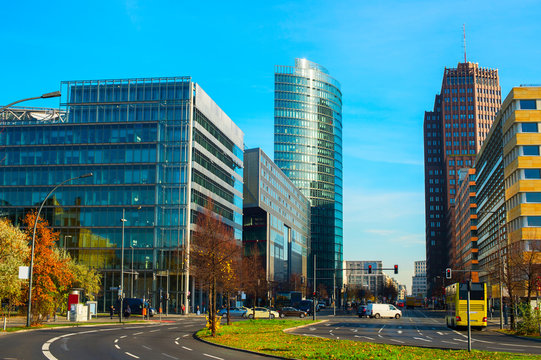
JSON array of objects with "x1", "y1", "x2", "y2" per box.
[{"x1": 190, "y1": 198, "x2": 238, "y2": 336}]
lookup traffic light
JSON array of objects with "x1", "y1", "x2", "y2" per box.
[
  {"x1": 394, "y1": 265, "x2": 398, "y2": 274},
  {"x1": 368, "y1": 265, "x2": 372, "y2": 274},
  {"x1": 445, "y1": 268, "x2": 452, "y2": 279}
]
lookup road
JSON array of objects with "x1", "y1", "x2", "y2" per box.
[
  {"x1": 0, "y1": 318, "x2": 269, "y2": 360},
  {"x1": 293, "y1": 308, "x2": 541, "y2": 355}
]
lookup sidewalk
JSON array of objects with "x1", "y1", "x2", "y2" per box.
[{"x1": 1, "y1": 312, "x2": 204, "y2": 330}]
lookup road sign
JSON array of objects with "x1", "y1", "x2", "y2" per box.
[{"x1": 18, "y1": 266, "x2": 29, "y2": 280}]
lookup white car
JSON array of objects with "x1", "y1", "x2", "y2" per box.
[
  {"x1": 246, "y1": 307, "x2": 280, "y2": 319},
  {"x1": 367, "y1": 303, "x2": 402, "y2": 319}
]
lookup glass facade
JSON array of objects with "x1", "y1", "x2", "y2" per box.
[
  {"x1": 0, "y1": 77, "x2": 243, "y2": 313},
  {"x1": 274, "y1": 59, "x2": 343, "y2": 291},
  {"x1": 243, "y1": 148, "x2": 310, "y2": 289}
]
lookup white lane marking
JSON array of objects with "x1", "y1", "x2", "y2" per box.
[
  {"x1": 133, "y1": 332, "x2": 143, "y2": 336},
  {"x1": 377, "y1": 334, "x2": 383, "y2": 338},
  {"x1": 120, "y1": 335, "x2": 127, "y2": 339},
  {"x1": 125, "y1": 326, "x2": 144, "y2": 329},
  {"x1": 203, "y1": 354, "x2": 224, "y2": 360},
  {"x1": 125, "y1": 352, "x2": 140, "y2": 359},
  {"x1": 175, "y1": 337, "x2": 180, "y2": 341},
  {"x1": 302, "y1": 333, "x2": 326, "y2": 338},
  {"x1": 355, "y1": 335, "x2": 375, "y2": 340},
  {"x1": 325, "y1": 323, "x2": 331, "y2": 326},
  {"x1": 42, "y1": 328, "x2": 118, "y2": 360},
  {"x1": 389, "y1": 338, "x2": 404, "y2": 344},
  {"x1": 397, "y1": 330, "x2": 403, "y2": 334},
  {"x1": 182, "y1": 346, "x2": 192, "y2": 351},
  {"x1": 378, "y1": 325, "x2": 385, "y2": 333},
  {"x1": 60, "y1": 339, "x2": 69, "y2": 352},
  {"x1": 175, "y1": 341, "x2": 179, "y2": 345},
  {"x1": 437, "y1": 331, "x2": 444, "y2": 336},
  {"x1": 452, "y1": 330, "x2": 467, "y2": 338},
  {"x1": 169, "y1": 327, "x2": 178, "y2": 330},
  {"x1": 442, "y1": 340, "x2": 459, "y2": 345},
  {"x1": 161, "y1": 353, "x2": 178, "y2": 359},
  {"x1": 150, "y1": 329, "x2": 160, "y2": 333},
  {"x1": 115, "y1": 345, "x2": 120, "y2": 350},
  {"x1": 413, "y1": 337, "x2": 431, "y2": 342},
  {"x1": 182, "y1": 334, "x2": 189, "y2": 337},
  {"x1": 142, "y1": 345, "x2": 152, "y2": 350},
  {"x1": 114, "y1": 339, "x2": 118, "y2": 343},
  {"x1": 309, "y1": 327, "x2": 316, "y2": 331},
  {"x1": 500, "y1": 342, "x2": 541, "y2": 348},
  {"x1": 453, "y1": 338, "x2": 468, "y2": 343}
]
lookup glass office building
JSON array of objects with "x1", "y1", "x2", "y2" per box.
[
  {"x1": 274, "y1": 58, "x2": 343, "y2": 291},
  {"x1": 243, "y1": 148, "x2": 310, "y2": 288},
  {"x1": 0, "y1": 77, "x2": 244, "y2": 312}
]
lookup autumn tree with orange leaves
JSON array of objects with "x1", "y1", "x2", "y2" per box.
[
  {"x1": 190, "y1": 198, "x2": 241, "y2": 336},
  {"x1": 23, "y1": 212, "x2": 74, "y2": 324}
]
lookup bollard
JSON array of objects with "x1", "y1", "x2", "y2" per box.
[{"x1": 3, "y1": 316, "x2": 6, "y2": 331}]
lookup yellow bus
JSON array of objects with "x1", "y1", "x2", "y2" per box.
[{"x1": 445, "y1": 282, "x2": 487, "y2": 329}]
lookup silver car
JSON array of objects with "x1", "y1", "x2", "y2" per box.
[{"x1": 217, "y1": 307, "x2": 248, "y2": 318}]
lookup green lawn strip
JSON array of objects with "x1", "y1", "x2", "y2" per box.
[{"x1": 197, "y1": 320, "x2": 537, "y2": 360}]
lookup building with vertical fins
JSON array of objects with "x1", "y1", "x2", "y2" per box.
[
  {"x1": 274, "y1": 58, "x2": 343, "y2": 295},
  {"x1": 424, "y1": 62, "x2": 501, "y2": 297},
  {"x1": 243, "y1": 148, "x2": 310, "y2": 292},
  {"x1": 0, "y1": 77, "x2": 244, "y2": 314}
]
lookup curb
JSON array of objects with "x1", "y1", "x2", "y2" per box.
[
  {"x1": 491, "y1": 329, "x2": 541, "y2": 343},
  {"x1": 0, "y1": 320, "x2": 154, "y2": 335},
  {"x1": 283, "y1": 319, "x2": 328, "y2": 333}
]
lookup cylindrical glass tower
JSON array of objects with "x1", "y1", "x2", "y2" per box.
[{"x1": 274, "y1": 58, "x2": 343, "y2": 291}]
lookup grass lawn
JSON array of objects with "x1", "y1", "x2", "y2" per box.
[
  {"x1": 497, "y1": 329, "x2": 541, "y2": 340},
  {"x1": 196, "y1": 319, "x2": 538, "y2": 360}
]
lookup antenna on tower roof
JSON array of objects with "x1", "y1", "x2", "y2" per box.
[{"x1": 463, "y1": 24, "x2": 467, "y2": 63}]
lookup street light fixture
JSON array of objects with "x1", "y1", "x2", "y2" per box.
[
  {"x1": 26, "y1": 172, "x2": 93, "y2": 327},
  {"x1": 1, "y1": 91, "x2": 61, "y2": 112}
]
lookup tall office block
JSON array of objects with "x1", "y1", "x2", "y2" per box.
[
  {"x1": 411, "y1": 260, "x2": 427, "y2": 298},
  {"x1": 274, "y1": 58, "x2": 343, "y2": 293},
  {"x1": 0, "y1": 77, "x2": 244, "y2": 313},
  {"x1": 424, "y1": 62, "x2": 501, "y2": 296},
  {"x1": 243, "y1": 148, "x2": 310, "y2": 290}
]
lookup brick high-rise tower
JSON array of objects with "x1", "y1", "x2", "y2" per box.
[{"x1": 423, "y1": 62, "x2": 501, "y2": 296}]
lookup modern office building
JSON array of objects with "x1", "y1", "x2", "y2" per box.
[
  {"x1": 411, "y1": 260, "x2": 427, "y2": 298},
  {"x1": 0, "y1": 77, "x2": 244, "y2": 313},
  {"x1": 274, "y1": 58, "x2": 343, "y2": 292},
  {"x1": 423, "y1": 62, "x2": 501, "y2": 295},
  {"x1": 343, "y1": 261, "x2": 384, "y2": 299},
  {"x1": 475, "y1": 86, "x2": 541, "y2": 297},
  {"x1": 243, "y1": 148, "x2": 310, "y2": 291},
  {"x1": 452, "y1": 168, "x2": 479, "y2": 282}
]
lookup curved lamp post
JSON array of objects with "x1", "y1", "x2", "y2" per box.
[
  {"x1": 26, "y1": 173, "x2": 93, "y2": 327},
  {"x1": 1, "y1": 91, "x2": 61, "y2": 112}
]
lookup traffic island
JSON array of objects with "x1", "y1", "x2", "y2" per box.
[{"x1": 195, "y1": 319, "x2": 530, "y2": 360}]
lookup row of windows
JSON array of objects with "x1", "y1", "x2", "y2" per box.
[
  {"x1": 192, "y1": 168, "x2": 241, "y2": 209},
  {"x1": 64, "y1": 104, "x2": 190, "y2": 124},
  {"x1": 65, "y1": 81, "x2": 190, "y2": 104},
  {"x1": 0, "y1": 165, "x2": 157, "y2": 186},
  {"x1": 444, "y1": 88, "x2": 474, "y2": 94},
  {"x1": 275, "y1": 134, "x2": 335, "y2": 151},
  {"x1": 275, "y1": 126, "x2": 335, "y2": 142},
  {"x1": 192, "y1": 149, "x2": 241, "y2": 192},
  {"x1": 194, "y1": 109, "x2": 243, "y2": 159},
  {"x1": 274, "y1": 90, "x2": 341, "y2": 113},
  {"x1": 275, "y1": 74, "x2": 342, "y2": 100},
  {"x1": 2, "y1": 123, "x2": 158, "y2": 146},
  {"x1": 193, "y1": 129, "x2": 243, "y2": 176},
  {"x1": 275, "y1": 83, "x2": 341, "y2": 104},
  {"x1": 504, "y1": 122, "x2": 540, "y2": 144},
  {"x1": 446, "y1": 149, "x2": 476, "y2": 155},
  {"x1": 2, "y1": 144, "x2": 158, "y2": 166}
]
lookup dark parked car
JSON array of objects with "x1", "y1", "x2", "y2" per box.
[
  {"x1": 296, "y1": 300, "x2": 314, "y2": 314},
  {"x1": 357, "y1": 305, "x2": 368, "y2": 318},
  {"x1": 279, "y1": 307, "x2": 307, "y2": 318}
]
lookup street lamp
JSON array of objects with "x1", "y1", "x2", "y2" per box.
[
  {"x1": 120, "y1": 209, "x2": 127, "y2": 323},
  {"x1": 131, "y1": 245, "x2": 134, "y2": 298},
  {"x1": 1, "y1": 91, "x2": 61, "y2": 112},
  {"x1": 26, "y1": 172, "x2": 93, "y2": 327},
  {"x1": 477, "y1": 209, "x2": 504, "y2": 330}
]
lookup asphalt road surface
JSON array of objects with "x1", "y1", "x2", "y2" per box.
[
  {"x1": 292, "y1": 308, "x2": 541, "y2": 355},
  {"x1": 0, "y1": 318, "x2": 269, "y2": 360}
]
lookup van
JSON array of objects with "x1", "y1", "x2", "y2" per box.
[{"x1": 367, "y1": 303, "x2": 402, "y2": 319}]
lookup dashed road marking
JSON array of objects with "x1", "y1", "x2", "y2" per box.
[
  {"x1": 203, "y1": 354, "x2": 224, "y2": 360},
  {"x1": 142, "y1": 345, "x2": 152, "y2": 350},
  {"x1": 437, "y1": 331, "x2": 444, "y2": 335},
  {"x1": 161, "y1": 353, "x2": 178, "y2": 359},
  {"x1": 378, "y1": 325, "x2": 385, "y2": 333},
  {"x1": 114, "y1": 339, "x2": 118, "y2": 343},
  {"x1": 182, "y1": 346, "x2": 192, "y2": 351},
  {"x1": 453, "y1": 338, "x2": 468, "y2": 343},
  {"x1": 414, "y1": 337, "x2": 431, "y2": 342},
  {"x1": 175, "y1": 341, "x2": 179, "y2": 345},
  {"x1": 182, "y1": 334, "x2": 189, "y2": 337},
  {"x1": 397, "y1": 330, "x2": 402, "y2": 334},
  {"x1": 175, "y1": 337, "x2": 180, "y2": 341},
  {"x1": 150, "y1": 329, "x2": 160, "y2": 333},
  {"x1": 133, "y1": 332, "x2": 143, "y2": 336},
  {"x1": 389, "y1": 338, "x2": 404, "y2": 344},
  {"x1": 442, "y1": 340, "x2": 459, "y2": 345},
  {"x1": 120, "y1": 335, "x2": 127, "y2": 339},
  {"x1": 355, "y1": 335, "x2": 375, "y2": 340},
  {"x1": 125, "y1": 352, "x2": 139, "y2": 359},
  {"x1": 114, "y1": 345, "x2": 120, "y2": 350}
]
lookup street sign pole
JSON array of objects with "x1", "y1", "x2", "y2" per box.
[{"x1": 467, "y1": 280, "x2": 472, "y2": 352}]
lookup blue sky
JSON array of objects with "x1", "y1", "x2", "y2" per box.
[{"x1": 2, "y1": 0, "x2": 541, "y2": 287}]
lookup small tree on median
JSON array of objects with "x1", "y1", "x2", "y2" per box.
[{"x1": 190, "y1": 198, "x2": 239, "y2": 336}]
